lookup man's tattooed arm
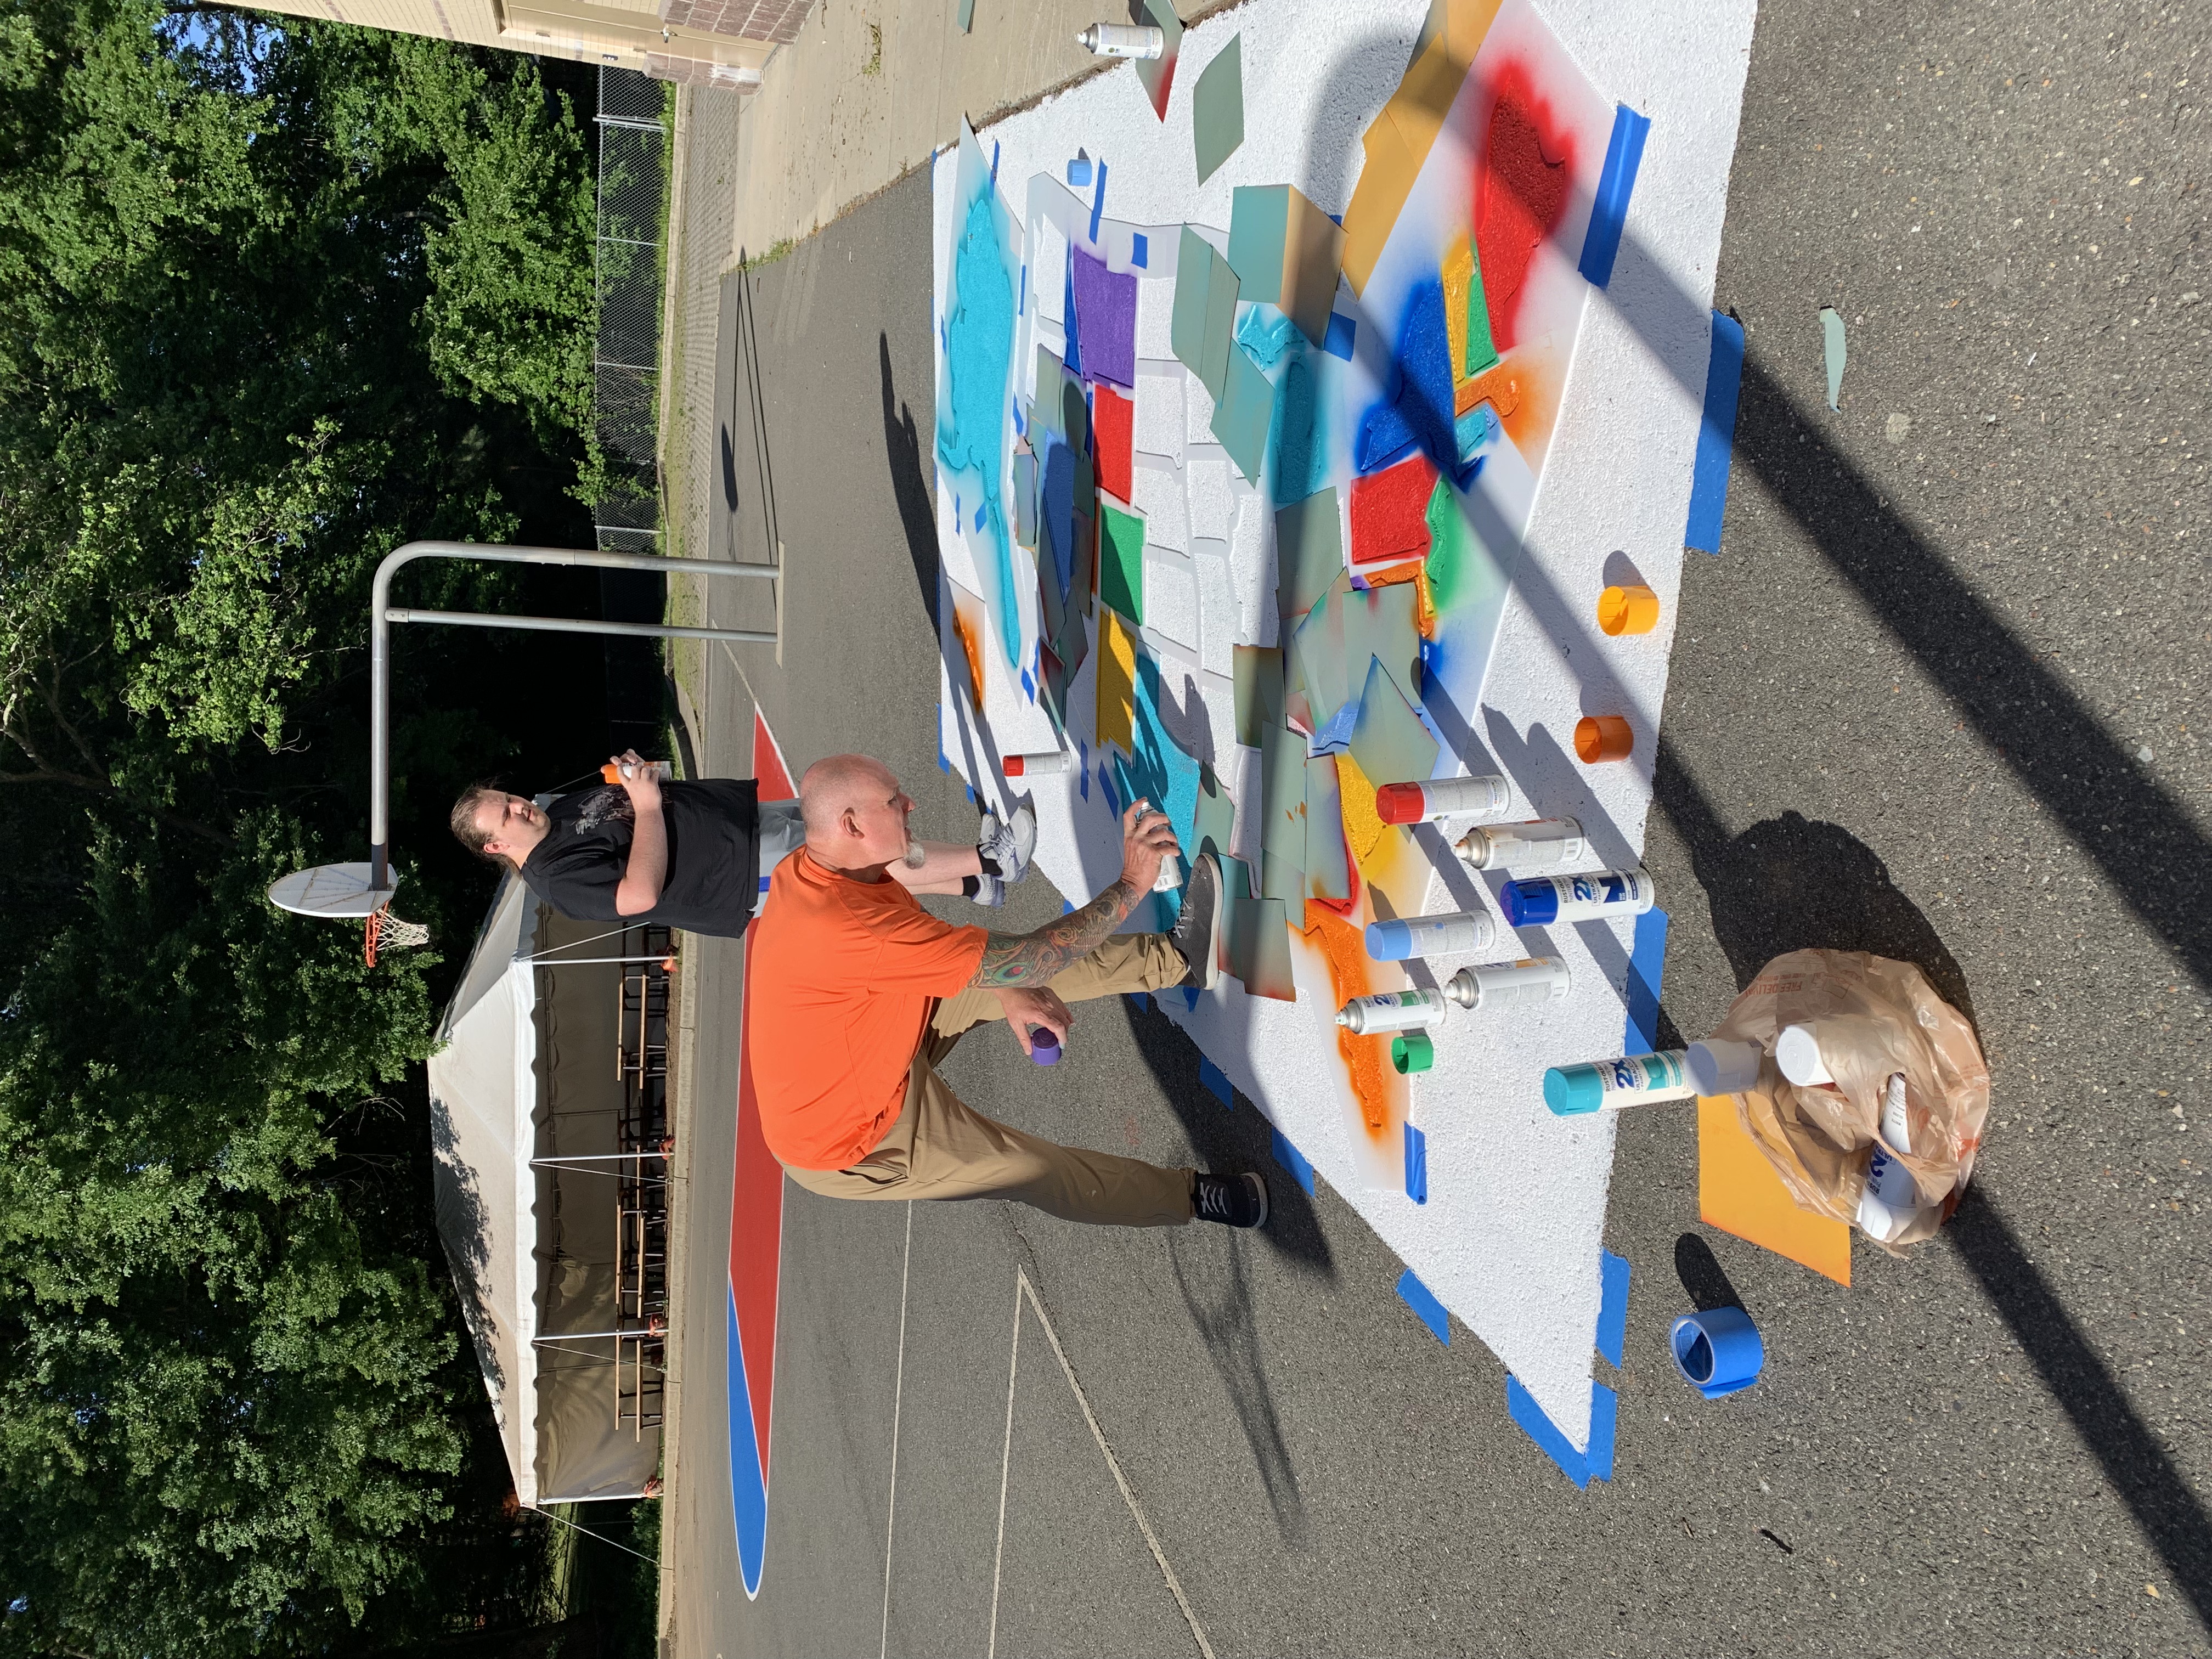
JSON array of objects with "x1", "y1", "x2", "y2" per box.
[{"x1": 969, "y1": 876, "x2": 1142, "y2": 989}]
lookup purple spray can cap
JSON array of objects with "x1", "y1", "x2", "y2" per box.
[{"x1": 1029, "y1": 1028, "x2": 1061, "y2": 1066}]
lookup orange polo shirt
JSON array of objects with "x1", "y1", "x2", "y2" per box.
[{"x1": 746, "y1": 847, "x2": 989, "y2": 1171}]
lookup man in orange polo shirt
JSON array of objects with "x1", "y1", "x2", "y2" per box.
[{"x1": 746, "y1": 754, "x2": 1268, "y2": 1229}]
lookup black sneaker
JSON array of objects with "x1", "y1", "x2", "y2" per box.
[
  {"x1": 1193, "y1": 1171, "x2": 1268, "y2": 1228},
  {"x1": 1166, "y1": 851, "x2": 1223, "y2": 990}
]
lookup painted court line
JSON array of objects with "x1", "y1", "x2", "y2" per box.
[
  {"x1": 987, "y1": 1268, "x2": 1215, "y2": 1659},
  {"x1": 878, "y1": 1201, "x2": 914, "y2": 1659}
]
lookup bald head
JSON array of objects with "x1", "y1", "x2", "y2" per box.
[{"x1": 799, "y1": 754, "x2": 915, "y2": 873}]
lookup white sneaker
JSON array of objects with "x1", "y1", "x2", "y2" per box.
[
  {"x1": 972, "y1": 873, "x2": 1008, "y2": 907},
  {"x1": 978, "y1": 803, "x2": 1037, "y2": 885}
]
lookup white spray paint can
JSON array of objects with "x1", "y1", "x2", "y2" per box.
[
  {"x1": 1856, "y1": 1073, "x2": 1925, "y2": 1242},
  {"x1": 1074, "y1": 21, "x2": 1164, "y2": 57},
  {"x1": 1374, "y1": 775, "x2": 1512, "y2": 825},
  {"x1": 1002, "y1": 752, "x2": 1071, "y2": 777},
  {"x1": 1454, "y1": 818, "x2": 1587, "y2": 872},
  {"x1": 1445, "y1": 956, "x2": 1571, "y2": 1011},
  {"x1": 1336, "y1": 988, "x2": 1452, "y2": 1035},
  {"x1": 1363, "y1": 909, "x2": 1497, "y2": 961},
  {"x1": 1544, "y1": 1051, "x2": 1697, "y2": 1115},
  {"x1": 1502, "y1": 868, "x2": 1656, "y2": 927}
]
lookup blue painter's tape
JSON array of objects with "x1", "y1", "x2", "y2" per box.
[
  {"x1": 990, "y1": 139, "x2": 1000, "y2": 182},
  {"x1": 1323, "y1": 312, "x2": 1356, "y2": 360},
  {"x1": 1180, "y1": 985, "x2": 1200, "y2": 1012},
  {"x1": 938, "y1": 747, "x2": 950, "y2": 773},
  {"x1": 1088, "y1": 160, "x2": 1109, "y2": 245},
  {"x1": 1199, "y1": 1057, "x2": 1233, "y2": 1108},
  {"x1": 1128, "y1": 991, "x2": 1150, "y2": 1010},
  {"x1": 1131, "y1": 231, "x2": 1148, "y2": 268},
  {"x1": 1577, "y1": 104, "x2": 1649, "y2": 289},
  {"x1": 1063, "y1": 899, "x2": 1074, "y2": 914},
  {"x1": 1395, "y1": 1268, "x2": 1448, "y2": 1345},
  {"x1": 1584, "y1": 1383, "x2": 1619, "y2": 1483},
  {"x1": 1020, "y1": 667, "x2": 1035, "y2": 699},
  {"x1": 1622, "y1": 906, "x2": 1669, "y2": 1057},
  {"x1": 1098, "y1": 764, "x2": 1120, "y2": 815},
  {"x1": 1403, "y1": 1123, "x2": 1428, "y2": 1205},
  {"x1": 1271, "y1": 1128, "x2": 1316, "y2": 1197},
  {"x1": 758, "y1": 875, "x2": 770, "y2": 893},
  {"x1": 1685, "y1": 311, "x2": 1745, "y2": 554},
  {"x1": 1079, "y1": 766, "x2": 1089, "y2": 800},
  {"x1": 1596, "y1": 1250, "x2": 1630, "y2": 1368}
]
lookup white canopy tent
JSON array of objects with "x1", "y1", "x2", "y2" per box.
[{"x1": 427, "y1": 873, "x2": 662, "y2": 1506}]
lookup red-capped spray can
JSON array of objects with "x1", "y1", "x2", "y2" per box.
[{"x1": 1374, "y1": 775, "x2": 1511, "y2": 825}]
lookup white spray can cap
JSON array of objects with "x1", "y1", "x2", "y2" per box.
[{"x1": 1687, "y1": 1037, "x2": 1765, "y2": 1095}]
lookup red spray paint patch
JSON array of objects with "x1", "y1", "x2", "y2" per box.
[
  {"x1": 1474, "y1": 63, "x2": 1576, "y2": 354},
  {"x1": 1091, "y1": 383, "x2": 1133, "y2": 504},
  {"x1": 1348, "y1": 453, "x2": 1438, "y2": 566}
]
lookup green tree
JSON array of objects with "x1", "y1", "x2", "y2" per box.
[{"x1": 0, "y1": 1, "x2": 616, "y2": 1649}]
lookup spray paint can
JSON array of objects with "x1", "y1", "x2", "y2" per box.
[
  {"x1": 1445, "y1": 956, "x2": 1571, "y2": 1011},
  {"x1": 1335, "y1": 988, "x2": 1452, "y2": 1036},
  {"x1": 1774, "y1": 1023, "x2": 1837, "y2": 1086},
  {"x1": 1544, "y1": 1051, "x2": 1696, "y2": 1116},
  {"x1": 1454, "y1": 818, "x2": 1587, "y2": 872},
  {"x1": 1374, "y1": 774, "x2": 1512, "y2": 825},
  {"x1": 1500, "y1": 868, "x2": 1655, "y2": 928},
  {"x1": 1364, "y1": 909, "x2": 1497, "y2": 961},
  {"x1": 1857, "y1": 1072, "x2": 1923, "y2": 1242},
  {"x1": 602, "y1": 759, "x2": 673, "y2": 784},
  {"x1": 1003, "y1": 752, "x2": 1071, "y2": 778},
  {"x1": 1074, "y1": 21, "x2": 1164, "y2": 57}
]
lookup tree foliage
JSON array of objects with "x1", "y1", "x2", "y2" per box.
[{"x1": 0, "y1": 1, "x2": 614, "y2": 1650}]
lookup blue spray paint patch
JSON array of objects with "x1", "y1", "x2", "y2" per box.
[
  {"x1": 1020, "y1": 667, "x2": 1035, "y2": 699},
  {"x1": 1577, "y1": 105, "x2": 1650, "y2": 289},
  {"x1": 1062, "y1": 259, "x2": 1084, "y2": 379},
  {"x1": 1395, "y1": 1268, "x2": 1448, "y2": 1344},
  {"x1": 1403, "y1": 1123, "x2": 1428, "y2": 1204},
  {"x1": 1131, "y1": 232, "x2": 1148, "y2": 268},
  {"x1": 936, "y1": 184, "x2": 1020, "y2": 672},
  {"x1": 1355, "y1": 277, "x2": 1458, "y2": 480},
  {"x1": 1271, "y1": 1127, "x2": 1317, "y2": 1197},
  {"x1": 1270, "y1": 353, "x2": 1329, "y2": 506},
  {"x1": 1685, "y1": 311, "x2": 1745, "y2": 554},
  {"x1": 1179, "y1": 985, "x2": 1200, "y2": 1012},
  {"x1": 1622, "y1": 906, "x2": 1669, "y2": 1056},
  {"x1": 1323, "y1": 311, "x2": 1356, "y2": 360},
  {"x1": 1596, "y1": 1250, "x2": 1630, "y2": 1368},
  {"x1": 1199, "y1": 1057, "x2": 1234, "y2": 1108},
  {"x1": 1235, "y1": 305, "x2": 1301, "y2": 370},
  {"x1": 1506, "y1": 1375, "x2": 1617, "y2": 1489},
  {"x1": 1040, "y1": 436, "x2": 1077, "y2": 597}
]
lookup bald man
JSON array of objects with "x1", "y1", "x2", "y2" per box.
[
  {"x1": 745, "y1": 754, "x2": 1268, "y2": 1230},
  {"x1": 450, "y1": 749, "x2": 1035, "y2": 937}
]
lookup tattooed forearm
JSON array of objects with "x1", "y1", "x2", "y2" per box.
[{"x1": 970, "y1": 878, "x2": 1142, "y2": 989}]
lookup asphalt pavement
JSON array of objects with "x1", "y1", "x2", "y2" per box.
[{"x1": 662, "y1": 0, "x2": 2211, "y2": 1651}]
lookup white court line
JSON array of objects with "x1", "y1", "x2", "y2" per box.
[
  {"x1": 988, "y1": 1268, "x2": 1216, "y2": 1659},
  {"x1": 879, "y1": 1202, "x2": 914, "y2": 1659}
]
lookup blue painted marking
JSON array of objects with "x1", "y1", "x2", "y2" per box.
[
  {"x1": 1020, "y1": 667, "x2": 1035, "y2": 698},
  {"x1": 1323, "y1": 312, "x2": 1356, "y2": 360},
  {"x1": 1079, "y1": 765, "x2": 1089, "y2": 800},
  {"x1": 758, "y1": 875, "x2": 770, "y2": 893},
  {"x1": 1128, "y1": 990, "x2": 1150, "y2": 1010},
  {"x1": 990, "y1": 139, "x2": 1000, "y2": 183},
  {"x1": 1577, "y1": 104, "x2": 1650, "y2": 289},
  {"x1": 973, "y1": 502, "x2": 987, "y2": 533},
  {"x1": 1098, "y1": 764, "x2": 1120, "y2": 815},
  {"x1": 1395, "y1": 1268, "x2": 1448, "y2": 1345},
  {"x1": 1271, "y1": 1128, "x2": 1317, "y2": 1197},
  {"x1": 1622, "y1": 906, "x2": 1669, "y2": 1056},
  {"x1": 1063, "y1": 260, "x2": 1083, "y2": 377},
  {"x1": 1131, "y1": 231, "x2": 1148, "y2": 268},
  {"x1": 1088, "y1": 160, "x2": 1108, "y2": 245},
  {"x1": 1685, "y1": 311, "x2": 1745, "y2": 554},
  {"x1": 1019, "y1": 263, "x2": 1027, "y2": 317},
  {"x1": 1506, "y1": 1375, "x2": 1615, "y2": 1490},
  {"x1": 1179, "y1": 985, "x2": 1200, "y2": 1012},
  {"x1": 937, "y1": 747, "x2": 950, "y2": 773},
  {"x1": 1596, "y1": 1250, "x2": 1630, "y2": 1368},
  {"x1": 726, "y1": 1286, "x2": 769, "y2": 1595},
  {"x1": 1199, "y1": 1057, "x2": 1234, "y2": 1108},
  {"x1": 1403, "y1": 1123, "x2": 1428, "y2": 1205},
  {"x1": 1584, "y1": 1381, "x2": 1619, "y2": 1483}
]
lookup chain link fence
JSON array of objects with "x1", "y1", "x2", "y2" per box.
[{"x1": 594, "y1": 66, "x2": 669, "y2": 555}]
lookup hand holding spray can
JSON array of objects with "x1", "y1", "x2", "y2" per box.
[{"x1": 602, "y1": 759, "x2": 673, "y2": 785}]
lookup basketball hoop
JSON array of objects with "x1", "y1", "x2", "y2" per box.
[{"x1": 363, "y1": 905, "x2": 430, "y2": 967}]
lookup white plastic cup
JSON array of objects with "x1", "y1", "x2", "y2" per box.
[
  {"x1": 1336, "y1": 988, "x2": 1452, "y2": 1035},
  {"x1": 1364, "y1": 910, "x2": 1497, "y2": 961},
  {"x1": 1454, "y1": 818, "x2": 1587, "y2": 872},
  {"x1": 1446, "y1": 956, "x2": 1570, "y2": 1010}
]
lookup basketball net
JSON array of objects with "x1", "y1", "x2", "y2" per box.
[{"x1": 363, "y1": 905, "x2": 430, "y2": 966}]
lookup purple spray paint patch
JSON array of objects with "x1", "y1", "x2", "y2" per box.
[{"x1": 1069, "y1": 247, "x2": 1137, "y2": 390}]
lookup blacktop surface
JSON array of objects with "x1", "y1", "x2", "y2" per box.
[{"x1": 657, "y1": 0, "x2": 2211, "y2": 1651}]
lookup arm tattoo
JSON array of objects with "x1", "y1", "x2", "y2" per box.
[{"x1": 970, "y1": 878, "x2": 1142, "y2": 989}]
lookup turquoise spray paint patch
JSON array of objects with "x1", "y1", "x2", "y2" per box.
[{"x1": 936, "y1": 148, "x2": 1020, "y2": 673}]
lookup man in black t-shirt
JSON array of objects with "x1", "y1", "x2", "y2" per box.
[{"x1": 452, "y1": 749, "x2": 1033, "y2": 939}]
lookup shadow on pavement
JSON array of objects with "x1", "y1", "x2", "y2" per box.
[
  {"x1": 1166, "y1": 1231, "x2": 1309, "y2": 1543},
  {"x1": 878, "y1": 331, "x2": 941, "y2": 627},
  {"x1": 1673, "y1": 1232, "x2": 1745, "y2": 1314}
]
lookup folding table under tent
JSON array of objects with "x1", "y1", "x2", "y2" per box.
[{"x1": 427, "y1": 873, "x2": 666, "y2": 1506}]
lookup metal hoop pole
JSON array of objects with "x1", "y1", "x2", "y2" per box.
[{"x1": 369, "y1": 541, "x2": 780, "y2": 890}]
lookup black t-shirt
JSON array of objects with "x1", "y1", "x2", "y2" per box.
[{"x1": 519, "y1": 778, "x2": 760, "y2": 938}]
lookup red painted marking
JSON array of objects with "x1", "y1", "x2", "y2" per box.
[
  {"x1": 1474, "y1": 62, "x2": 1577, "y2": 353},
  {"x1": 1348, "y1": 454, "x2": 1437, "y2": 566},
  {"x1": 728, "y1": 709, "x2": 792, "y2": 1474},
  {"x1": 1091, "y1": 383, "x2": 1133, "y2": 505}
]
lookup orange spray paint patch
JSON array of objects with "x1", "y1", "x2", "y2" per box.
[
  {"x1": 1359, "y1": 558, "x2": 1438, "y2": 637},
  {"x1": 1301, "y1": 902, "x2": 1390, "y2": 1137},
  {"x1": 949, "y1": 586, "x2": 989, "y2": 707},
  {"x1": 1474, "y1": 62, "x2": 1576, "y2": 353}
]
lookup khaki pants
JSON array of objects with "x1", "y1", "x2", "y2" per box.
[{"x1": 783, "y1": 934, "x2": 1196, "y2": 1227}]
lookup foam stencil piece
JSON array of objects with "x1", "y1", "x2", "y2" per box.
[
  {"x1": 1144, "y1": 549, "x2": 1199, "y2": 650},
  {"x1": 1070, "y1": 247, "x2": 1138, "y2": 389},
  {"x1": 1092, "y1": 384, "x2": 1133, "y2": 504},
  {"x1": 1099, "y1": 500, "x2": 1146, "y2": 623},
  {"x1": 1699, "y1": 1094, "x2": 1852, "y2": 1285},
  {"x1": 1133, "y1": 371, "x2": 1184, "y2": 460},
  {"x1": 1233, "y1": 645, "x2": 1283, "y2": 747},
  {"x1": 1131, "y1": 461, "x2": 1188, "y2": 553},
  {"x1": 1349, "y1": 453, "x2": 1437, "y2": 566},
  {"x1": 1187, "y1": 454, "x2": 1234, "y2": 542},
  {"x1": 1192, "y1": 33, "x2": 1244, "y2": 185},
  {"x1": 1213, "y1": 343, "x2": 1276, "y2": 483},
  {"x1": 1226, "y1": 183, "x2": 1347, "y2": 347},
  {"x1": 1171, "y1": 228, "x2": 1240, "y2": 401},
  {"x1": 1134, "y1": 0, "x2": 1182, "y2": 121},
  {"x1": 1013, "y1": 449, "x2": 1037, "y2": 548},
  {"x1": 1257, "y1": 723, "x2": 1307, "y2": 898},
  {"x1": 1344, "y1": 579, "x2": 1420, "y2": 700},
  {"x1": 1194, "y1": 759, "x2": 1236, "y2": 862},
  {"x1": 1226, "y1": 890, "x2": 1293, "y2": 1000},
  {"x1": 1274, "y1": 487, "x2": 1342, "y2": 617},
  {"x1": 1304, "y1": 752, "x2": 1349, "y2": 902},
  {"x1": 1348, "y1": 654, "x2": 1438, "y2": 795},
  {"x1": 1096, "y1": 607, "x2": 1137, "y2": 753}
]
